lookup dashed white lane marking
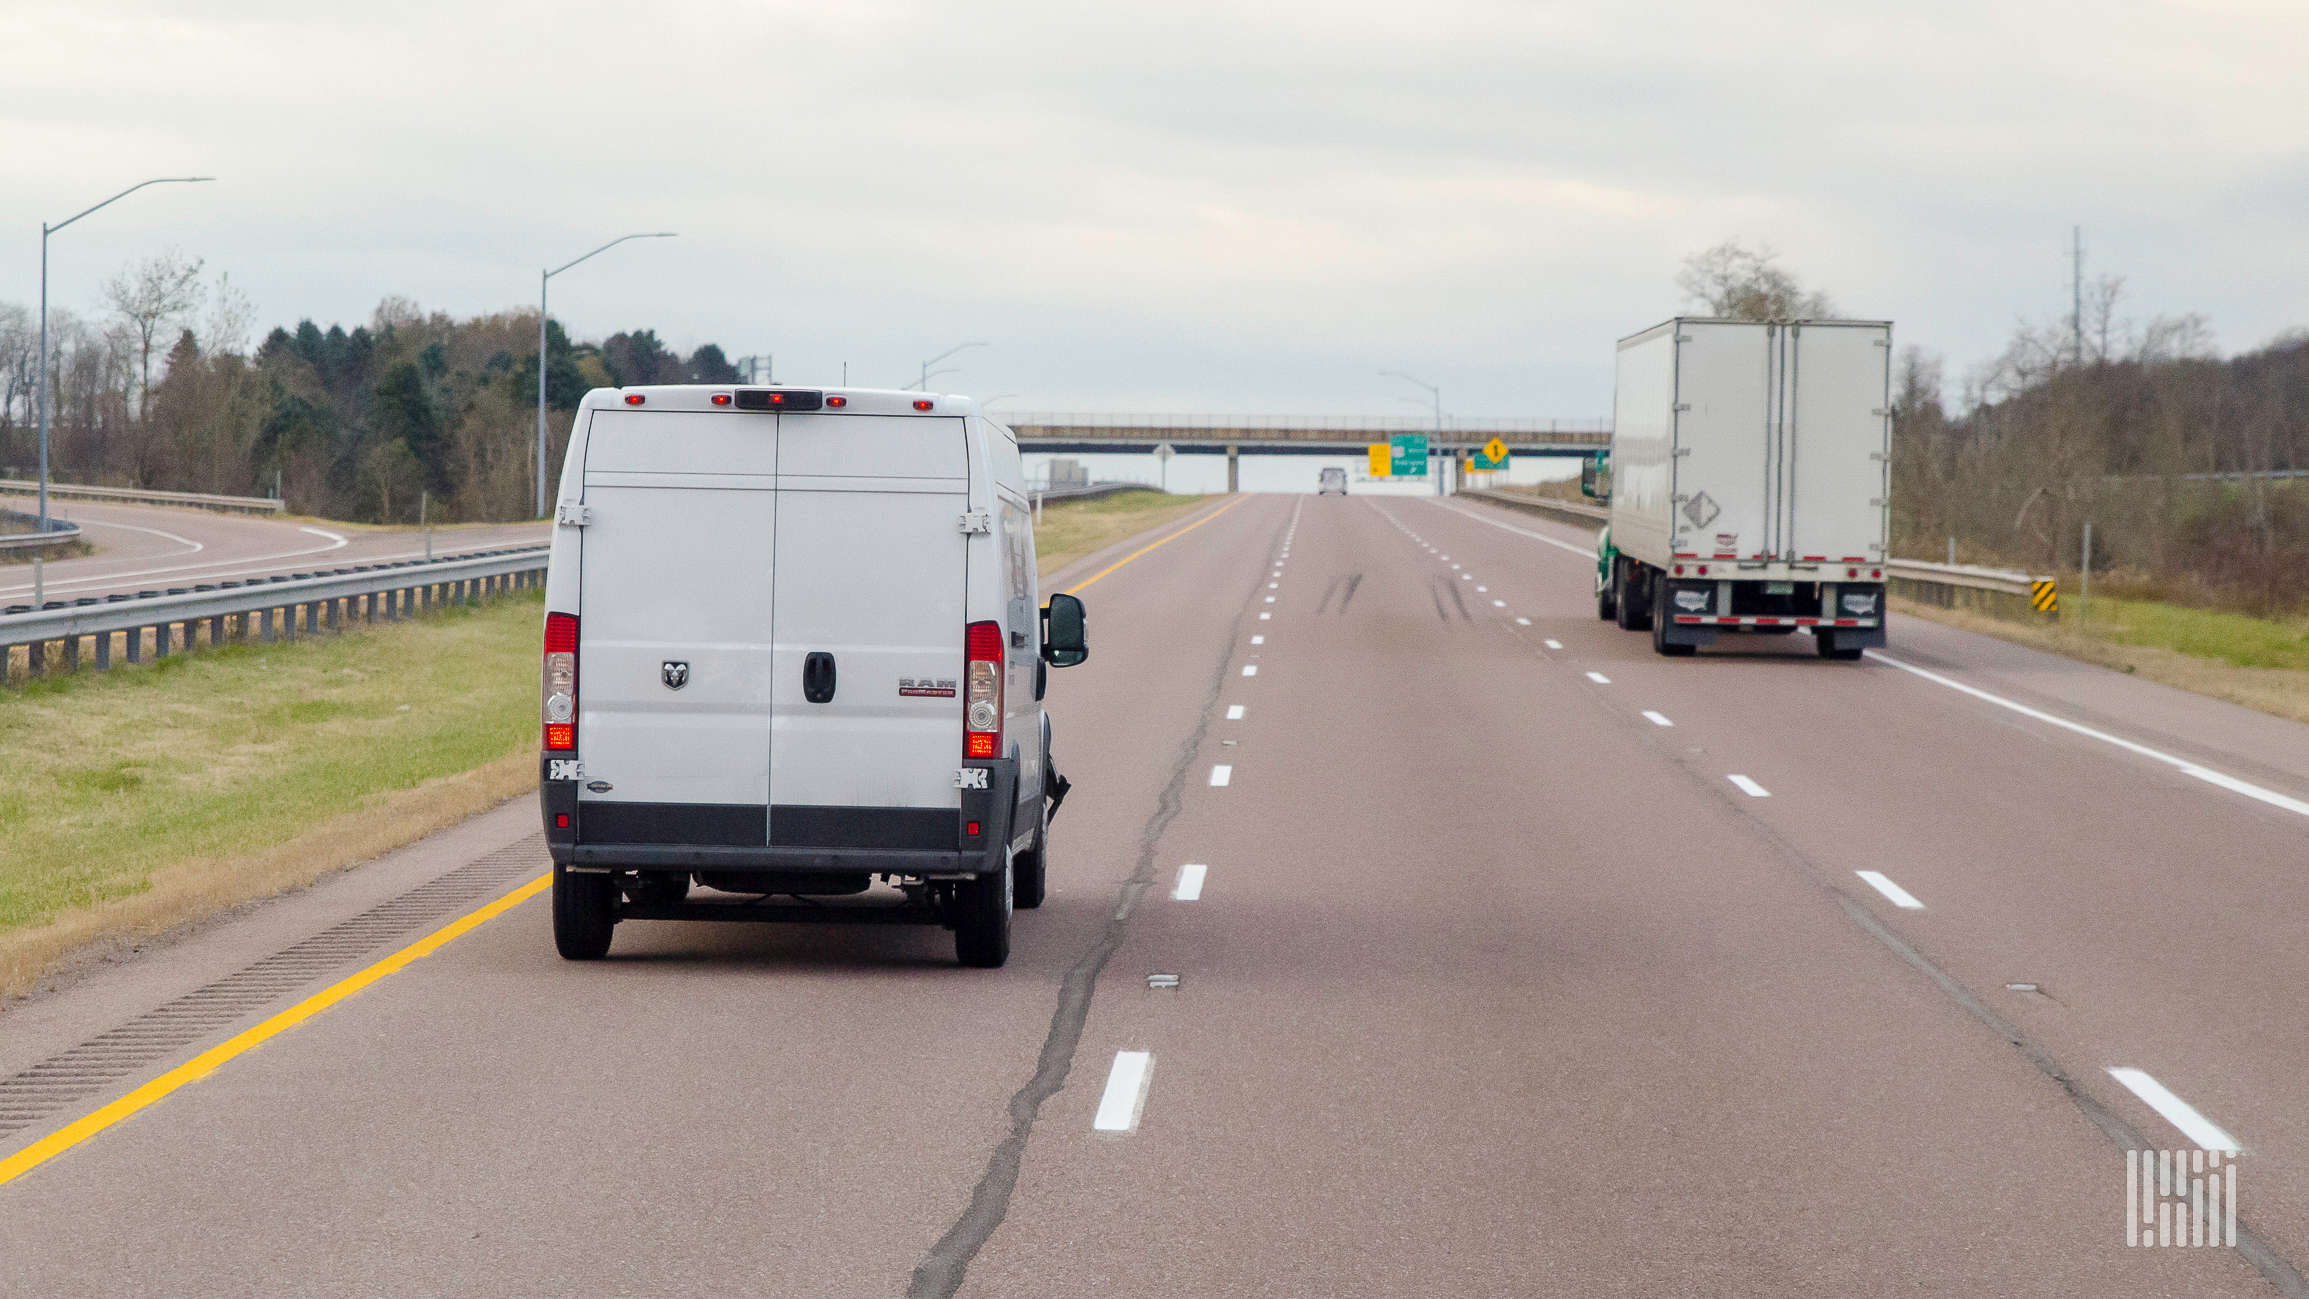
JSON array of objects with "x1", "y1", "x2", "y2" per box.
[
  {"x1": 1728, "y1": 775, "x2": 1771, "y2": 797},
  {"x1": 1516, "y1": 618, "x2": 1532, "y2": 626},
  {"x1": 1643, "y1": 710, "x2": 1673, "y2": 726},
  {"x1": 1585, "y1": 671, "x2": 1611, "y2": 684},
  {"x1": 1458, "y1": 574, "x2": 1471, "y2": 581},
  {"x1": 1543, "y1": 638, "x2": 1561, "y2": 648},
  {"x1": 1475, "y1": 585, "x2": 1487, "y2": 592},
  {"x1": 1242, "y1": 665, "x2": 1257, "y2": 676},
  {"x1": 1855, "y1": 870, "x2": 1924, "y2": 909},
  {"x1": 1264, "y1": 596, "x2": 1275, "y2": 603},
  {"x1": 1172, "y1": 864, "x2": 1207, "y2": 901},
  {"x1": 1867, "y1": 651, "x2": 2309, "y2": 823},
  {"x1": 2107, "y1": 1068, "x2": 2241, "y2": 1152},
  {"x1": 1226, "y1": 705, "x2": 1245, "y2": 720},
  {"x1": 1093, "y1": 1051, "x2": 1155, "y2": 1133},
  {"x1": 1209, "y1": 765, "x2": 1233, "y2": 786},
  {"x1": 1268, "y1": 582, "x2": 1278, "y2": 589},
  {"x1": 1250, "y1": 635, "x2": 1264, "y2": 645},
  {"x1": 1259, "y1": 613, "x2": 1270, "y2": 620},
  {"x1": 1491, "y1": 600, "x2": 1506, "y2": 607}
]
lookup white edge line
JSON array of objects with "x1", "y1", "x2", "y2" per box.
[
  {"x1": 1867, "y1": 651, "x2": 2309, "y2": 821},
  {"x1": 1172, "y1": 864, "x2": 1207, "y2": 901},
  {"x1": 2107, "y1": 1068, "x2": 2241, "y2": 1152},
  {"x1": 1092, "y1": 1050, "x2": 1154, "y2": 1132},
  {"x1": 1854, "y1": 870, "x2": 1924, "y2": 909}
]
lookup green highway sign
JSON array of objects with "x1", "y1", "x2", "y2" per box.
[{"x1": 1390, "y1": 433, "x2": 1429, "y2": 477}]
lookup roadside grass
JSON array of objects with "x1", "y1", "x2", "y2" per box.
[
  {"x1": 0, "y1": 591, "x2": 544, "y2": 998},
  {"x1": 1034, "y1": 489, "x2": 1209, "y2": 577},
  {"x1": 1895, "y1": 594, "x2": 2309, "y2": 725}
]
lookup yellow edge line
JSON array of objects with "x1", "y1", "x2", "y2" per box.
[
  {"x1": 0, "y1": 870, "x2": 554, "y2": 1191},
  {"x1": 1064, "y1": 494, "x2": 1253, "y2": 596}
]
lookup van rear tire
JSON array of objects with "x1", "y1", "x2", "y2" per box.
[
  {"x1": 553, "y1": 867, "x2": 617, "y2": 960},
  {"x1": 1013, "y1": 794, "x2": 1048, "y2": 910},
  {"x1": 952, "y1": 860, "x2": 1013, "y2": 968}
]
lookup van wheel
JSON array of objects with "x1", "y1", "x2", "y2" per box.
[
  {"x1": 1013, "y1": 792, "x2": 1049, "y2": 910},
  {"x1": 952, "y1": 859, "x2": 1013, "y2": 968},
  {"x1": 553, "y1": 867, "x2": 617, "y2": 960}
]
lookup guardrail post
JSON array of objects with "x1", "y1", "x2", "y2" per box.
[
  {"x1": 28, "y1": 641, "x2": 44, "y2": 678},
  {"x1": 156, "y1": 621, "x2": 171, "y2": 657},
  {"x1": 96, "y1": 630, "x2": 111, "y2": 671},
  {"x1": 65, "y1": 635, "x2": 80, "y2": 674},
  {"x1": 126, "y1": 627, "x2": 141, "y2": 665},
  {"x1": 260, "y1": 607, "x2": 275, "y2": 643}
]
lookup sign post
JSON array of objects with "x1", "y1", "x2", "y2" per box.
[{"x1": 1152, "y1": 442, "x2": 1175, "y2": 493}]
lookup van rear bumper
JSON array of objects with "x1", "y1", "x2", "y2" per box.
[{"x1": 541, "y1": 758, "x2": 1015, "y2": 878}]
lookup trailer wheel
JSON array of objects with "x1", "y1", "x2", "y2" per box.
[
  {"x1": 553, "y1": 866, "x2": 617, "y2": 960},
  {"x1": 1615, "y1": 561, "x2": 1653, "y2": 632},
  {"x1": 952, "y1": 857, "x2": 1014, "y2": 968},
  {"x1": 1652, "y1": 604, "x2": 1697, "y2": 657},
  {"x1": 1815, "y1": 631, "x2": 1864, "y2": 661}
]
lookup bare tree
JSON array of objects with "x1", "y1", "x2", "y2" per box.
[
  {"x1": 104, "y1": 249, "x2": 206, "y2": 415},
  {"x1": 204, "y1": 272, "x2": 256, "y2": 358},
  {"x1": 1675, "y1": 239, "x2": 1836, "y2": 320}
]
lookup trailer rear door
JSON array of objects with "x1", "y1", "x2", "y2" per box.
[
  {"x1": 1672, "y1": 323, "x2": 1772, "y2": 559},
  {"x1": 1785, "y1": 323, "x2": 1891, "y2": 562}
]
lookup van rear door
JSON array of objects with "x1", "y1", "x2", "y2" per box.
[
  {"x1": 576, "y1": 409, "x2": 777, "y2": 842},
  {"x1": 767, "y1": 413, "x2": 969, "y2": 851}
]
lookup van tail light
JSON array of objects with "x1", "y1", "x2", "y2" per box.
[
  {"x1": 544, "y1": 612, "x2": 578, "y2": 751},
  {"x1": 965, "y1": 620, "x2": 1003, "y2": 758}
]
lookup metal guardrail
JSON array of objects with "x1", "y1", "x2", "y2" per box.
[
  {"x1": 0, "y1": 508, "x2": 84, "y2": 554},
  {"x1": 1456, "y1": 489, "x2": 2060, "y2": 620},
  {"x1": 0, "y1": 479, "x2": 286, "y2": 515},
  {"x1": 1006, "y1": 412, "x2": 1611, "y2": 435},
  {"x1": 1030, "y1": 482, "x2": 1163, "y2": 503},
  {"x1": 1, "y1": 546, "x2": 550, "y2": 684}
]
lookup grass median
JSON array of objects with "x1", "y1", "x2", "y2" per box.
[
  {"x1": 1897, "y1": 593, "x2": 2309, "y2": 725},
  {"x1": 1033, "y1": 489, "x2": 1208, "y2": 578},
  {"x1": 0, "y1": 591, "x2": 544, "y2": 999}
]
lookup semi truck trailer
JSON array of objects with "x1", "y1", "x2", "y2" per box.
[{"x1": 1596, "y1": 318, "x2": 1892, "y2": 659}]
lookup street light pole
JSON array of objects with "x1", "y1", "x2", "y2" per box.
[
  {"x1": 911, "y1": 341, "x2": 988, "y2": 391},
  {"x1": 37, "y1": 176, "x2": 214, "y2": 532},
  {"x1": 536, "y1": 232, "x2": 676, "y2": 517}
]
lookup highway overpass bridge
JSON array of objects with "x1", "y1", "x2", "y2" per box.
[{"x1": 1001, "y1": 413, "x2": 1611, "y2": 457}]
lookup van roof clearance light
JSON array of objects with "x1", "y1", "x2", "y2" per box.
[
  {"x1": 711, "y1": 393, "x2": 731, "y2": 406},
  {"x1": 624, "y1": 393, "x2": 645, "y2": 405},
  {"x1": 825, "y1": 395, "x2": 847, "y2": 408},
  {"x1": 913, "y1": 399, "x2": 934, "y2": 411}
]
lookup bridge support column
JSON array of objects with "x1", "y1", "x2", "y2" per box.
[{"x1": 1226, "y1": 444, "x2": 1239, "y2": 493}]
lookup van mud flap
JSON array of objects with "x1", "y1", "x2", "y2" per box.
[{"x1": 1046, "y1": 771, "x2": 1071, "y2": 823}]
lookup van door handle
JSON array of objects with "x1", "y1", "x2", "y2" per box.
[{"x1": 803, "y1": 652, "x2": 836, "y2": 703}]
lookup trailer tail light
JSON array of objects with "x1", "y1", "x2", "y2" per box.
[
  {"x1": 965, "y1": 619, "x2": 1003, "y2": 758},
  {"x1": 544, "y1": 612, "x2": 578, "y2": 751},
  {"x1": 1848, "y1": 567, "x2": 1859, "y2": 578}
]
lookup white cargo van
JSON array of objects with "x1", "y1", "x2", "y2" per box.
[
  {"x1": 1317, "y1": 467, "x2": 1348, "y2": 495},
  {"x1": 1599, "y1": 318, "x2": 1891, "y2": 659},
  {"x1": 538, "y1": 385, "x2": 1087, "y2": 967}
]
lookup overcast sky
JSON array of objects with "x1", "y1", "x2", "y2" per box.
[{"x1": 6, "y1": 0, "x2": 2306, "y2": 418}]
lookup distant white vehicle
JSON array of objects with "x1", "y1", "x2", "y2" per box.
[
  {"x1": 1599, "y1": 318, "x2": 1890, "y2": 659},
  {"x1": 1317, "y1": 467, "x2": 1348, "y2": 495},
  {"x1": 539, "y1": 385, "x2": 1087, "y2": 966}
]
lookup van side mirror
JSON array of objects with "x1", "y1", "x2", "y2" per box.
[{"x1": 1040, "y1": 594, "x2": 1087, "y2": 668}]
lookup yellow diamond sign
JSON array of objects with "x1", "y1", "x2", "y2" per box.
[{"x1": 1483, "y1": 437, "x2": 1509, "y2": 465}]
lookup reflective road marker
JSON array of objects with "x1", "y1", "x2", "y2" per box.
[
  {"x1": 2108, "y1": 1068, "x2": 2241, "y2": 1152},
  {"x1": 1855, "y1": 870, "x2": 1923, "y2": 909},
  {"x1": 1172, "y1": 864, "x2": 1207, "y2": 900},
  {"x1": 1210, "y1": 765, "x2": 1233, "y2": 786},
  {"x1": 1643, "y1": 711, "x2": 1673, "y2": 727},
  {"x1": 1093, "y1": 1051, "x2": 1155, "y2": 1133},
  {"x1": 1728, "y1": 775, "x2": 1770, "y2": 797}
]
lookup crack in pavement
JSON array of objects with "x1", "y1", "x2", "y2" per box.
[{"x1": 905, "y1": 502, "x2": 1281, "y2": 1298}]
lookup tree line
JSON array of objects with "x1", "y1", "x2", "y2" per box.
[
  {"x1": 1682, "y1": 240, "x2": 2309, "y2": 616},
  {"x1": 0, "y1": 251, "x2": 746, "y2": 523}
]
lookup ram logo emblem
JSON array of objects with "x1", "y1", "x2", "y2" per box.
[{"x1": 661, "y1": 661, "x2": 689, "y2": 690}]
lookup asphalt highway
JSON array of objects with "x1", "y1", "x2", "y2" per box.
[
  {"x1": 0, "y1": 500, "x2": 547, "y2": 606},
  {"x1": 3, "y1": 492, "x2": 2304, "y2": 1296}
]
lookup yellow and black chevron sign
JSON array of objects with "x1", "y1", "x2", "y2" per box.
[{"x1": 2030, "y1": 579, "x2": 2059, "y2": 613}]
